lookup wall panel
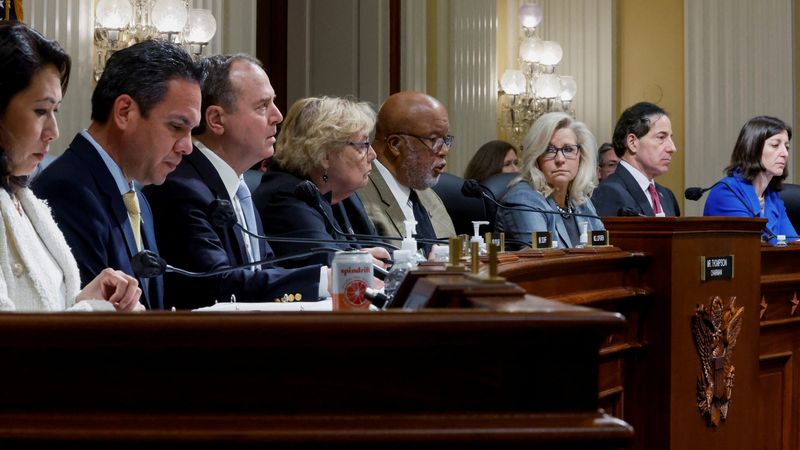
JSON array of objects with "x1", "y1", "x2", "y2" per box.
[{"x1": 684, "y1": 0, "x2": 794, "y2": 216}]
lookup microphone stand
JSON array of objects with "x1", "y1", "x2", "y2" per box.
[
  {"x1": 133, "y1": 247, "x2": 341, "y2": 278},
  {"x1": 294, "y1": 180, "x2": 448, "y2": 247}
]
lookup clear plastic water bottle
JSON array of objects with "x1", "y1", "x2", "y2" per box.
[{"x1": 384, "y1": 249, "x2": 414, "y2": 299}]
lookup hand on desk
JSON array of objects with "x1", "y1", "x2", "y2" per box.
[{"x1": 77, "y1": 268, "x2": 144, "y2": 312}]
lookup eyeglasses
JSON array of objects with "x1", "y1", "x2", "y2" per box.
[
  {"x1": 337, "y1": 140, "x2": 372, "y2": 159},
  {"x1": 389, "y1": 133, "x2": 454, "y2": 155},
  {"x1": 541, "y1": 144, "x2": 581, "y2": 160}
]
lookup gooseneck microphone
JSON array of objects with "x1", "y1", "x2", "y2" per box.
[
  {"x1": 131, "y1": 249, "x2": 390, "y2": 305},
  {"x1": 461, "y1": 179, "x2": 603, "y2": 221},
  {"x1": 294, "y1": 180, "x2": 447, "y2": 246},
  {"x1": 685, "y1": 187, "x2": 709, "y2": 201},
  {"x1": 207, "y1": 199, "x2": 399, "y2": 250},
  {"x1": 131, "y1": 248, "x2": 340, "y2": 279},
  {"x1": 206, "y1": 199, "x2": 390, "y2": 279}
]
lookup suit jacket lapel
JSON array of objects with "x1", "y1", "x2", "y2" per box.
[
  {"x1": 346, "y1": 193, "x2": 378, "y2": 236},
  {"x1": 655, "y1": 184, "x2": 674, "y2": 216},
  {"x1": 546, "y1": 197, "x2": 572, "y2": 247},
  {"x1": 71, "y1": 136, "x2": 141, "y2": 257},
  {"x1": 369, "y1": 168, "x2": 406, "y2": 237},
  {"x1": 184, "y1": 149, "x2": 250, "y2": 264},
  {"x1": 617, "y1": 164, "x2": 655, "y2": 215}
]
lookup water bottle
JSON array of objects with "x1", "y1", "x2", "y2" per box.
[{"x1": 384, "y1": 249, "x2": 414, "y2": 299}]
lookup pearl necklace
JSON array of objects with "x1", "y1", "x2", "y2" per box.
[{"x1": 555, "y1": 202, "x2": 573, "y2": 218}]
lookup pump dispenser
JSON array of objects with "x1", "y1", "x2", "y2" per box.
[
  {"x1": 402, "y1": 219, "x2": 420, "y2": 254},
  {"x1": 470, "y1": 221, "x2": 490, "y2": 255}
]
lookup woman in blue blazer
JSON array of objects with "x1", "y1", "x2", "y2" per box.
[
  {"x1": 704, "y1": 116, "x2": 795, "y2": 243},
  {"x1": 496, "y1": 112, "x2": 604, "y2": 248}
]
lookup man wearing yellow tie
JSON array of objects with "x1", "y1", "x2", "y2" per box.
[{"x1": 33, "y1": 40, "x2": 205, "y2": 310}]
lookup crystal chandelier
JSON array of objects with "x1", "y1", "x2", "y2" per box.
[
  {"x1": 498, "y1": 3, "x2": 577, "y2": 147},
  {"x1": 94, "y1": 0, "x2": 217, "y2": 81}
]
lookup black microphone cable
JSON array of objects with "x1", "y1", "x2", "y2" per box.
[
  {"x1": 131, "y1": 247, "x2": 341, "y2": 279},
  {"x1": 207, "y1": 198, "x2": 400, "y2": 250},
  {"x1": 294, "y1": 180, "x2": 448, "y2": 247},
  {"x1": 461, "y1": 179, "x2": 603, "y2": 221}
]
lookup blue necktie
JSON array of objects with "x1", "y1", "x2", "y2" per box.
[{"x1": 235, "y1": 180, "x2": 261, "y2": 263}]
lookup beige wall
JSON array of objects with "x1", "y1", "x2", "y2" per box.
[{"x1": 616, "y1": 0, "x2": 685, "y2": 212}]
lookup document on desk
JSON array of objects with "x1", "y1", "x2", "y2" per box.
[{"x1": 193, "y1": 299, "x2": 333, "y2": 312}]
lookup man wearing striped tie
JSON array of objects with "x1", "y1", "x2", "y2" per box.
[{"x1": 143, "y1": 53, "x2": 325, "y2": 310}]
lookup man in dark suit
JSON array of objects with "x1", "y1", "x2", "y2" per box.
[
  {"x1": 592, "y1": 102, "x2": 680, "y2": 217},
  {"x1": 33, "y1": 40, "x2": 206, "y2": 310},
  {"x1": 142, "y1": 54, "x2": 322, "y2": 309}
]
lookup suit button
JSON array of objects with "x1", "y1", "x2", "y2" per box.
[{"x1": 11, "y1": 263, "x2": 23, "y2": 277}]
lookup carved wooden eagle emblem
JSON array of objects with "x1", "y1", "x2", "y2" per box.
[{"x1": 691, "y1": 296, "x2": 744, "y2": 427}]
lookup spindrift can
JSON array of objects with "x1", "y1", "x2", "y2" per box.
[{"x1": 332, "y1": 250, "x2": 372, "y2": 311}]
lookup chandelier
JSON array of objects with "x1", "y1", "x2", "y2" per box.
[
  {"x1": 94, "y1": 0, "x2": 217, "y2": 81},
  {"x1": 498, "y1": 3, "x2": 577, "y2": 147}
]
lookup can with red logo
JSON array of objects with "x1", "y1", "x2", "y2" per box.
[{"x1": 332, "y1": 250, "x2": 372, "y2": 311}]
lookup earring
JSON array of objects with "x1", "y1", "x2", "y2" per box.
[{"x1": 322, "y1": 171, "x2": 328, "y2": 183}]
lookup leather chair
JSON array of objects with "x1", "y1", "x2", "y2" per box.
[
  {"x1": 779, "y1": 183, "x2": 800, "y2": 231},
  {"x1": 244, "y1": 169, "x2": 264, "y2": 192},
  {"x1": 431, "y1": 172, "x2": 490, "y2": 236},
  {"x1": 481, "y1": 172, "x2": 517, "y2": 202}
]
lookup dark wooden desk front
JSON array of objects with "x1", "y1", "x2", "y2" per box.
[
  {"x1": 499, "y1": 217, "x2": 768, "y2": 450},
  {"x1": 0, "y1": 298, "x2": 630, "y2": 449}
]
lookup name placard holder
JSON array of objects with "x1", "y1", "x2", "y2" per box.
[
  {"x1": 700, "y1": 255, "x2": 734, "y2": 281},
  {"x1": 532, "y1": 232, "x2": 552, "y2": 249},
  {"x1": 589, "y1": 230, "x2": 609, "y2": 247}
]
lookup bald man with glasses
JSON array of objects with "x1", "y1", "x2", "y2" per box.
[{"x1": 357, "y1": 91, "x2": 457, "y2": 253}]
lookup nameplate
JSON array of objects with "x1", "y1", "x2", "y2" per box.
[
  {"x1": 700, "y1": 255, "x2": 734, "y2": 281},
  {"x1": 589, "y1": 230, "x2": 609, "y2": 247},
  {"x1": 532, "y1": 232, "x2": 552, "y2": 249}
]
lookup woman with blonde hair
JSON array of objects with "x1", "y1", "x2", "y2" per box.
[
  {"x1": 253, "y1": 96, "x2": 390, "y2": 268},
  {"x1": 496, "y1": 112, "x2": 604, "y2": 248}
]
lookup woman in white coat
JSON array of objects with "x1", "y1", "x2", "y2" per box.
[{"x1": 0, "y1": 21, "x2": 141, "y2": 311}]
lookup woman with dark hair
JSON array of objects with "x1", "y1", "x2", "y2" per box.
[
  {"x1": 463, "y1": 140, "x2": 520, "y2": 182},
  {"x1": 0, "y1": 21, "x2": 142, "y2": 310},
  {"x1": 704, "y1": 115, "x2": 795, "y2": 243}
]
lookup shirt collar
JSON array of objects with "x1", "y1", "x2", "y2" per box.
[
  {"x1": 374, "y1": 159, "x2": 411, "y2": 202},
  {"x1": 620, "y1": 159, "x2": 653, "y2": 192},
  {"x1": 195, "y1": 140, "x2": 241, "y2": 200},
  {"x1": 80, "y1": 129, "x2": 134, "y2": 195}
]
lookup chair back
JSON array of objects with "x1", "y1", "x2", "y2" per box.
[
  {"x1": 431, "y1": 172, "x2": 490, "y2": 236},
  {"x1": 481, "y1": 172, "x2": 517, "y2": 202},
  {"x1": 779, "y1": 183, "x2": 800, "y2": 231}
]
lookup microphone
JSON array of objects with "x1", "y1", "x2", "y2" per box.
[
  {"x1": 294, "y1": 180, "x2": 447, "y2": 246},
  {"x1": 686, "y1": 180, "x2": 796, "y2": 244},
  {"x1": 686, "y1": 181, "x2": 734, "y2": 201},
  {"x1": 684, "y1": 186, "x2": 708, "y2": 201},
  {"x1": 207, "y1": 199, "x2": 399, "y2": 250},
  {"x1": 461, "y1": 179, "x2": 603, "y2": 221},
  {"x1": 131, "y1": 247, "x2": 341, "y2": 279}
]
